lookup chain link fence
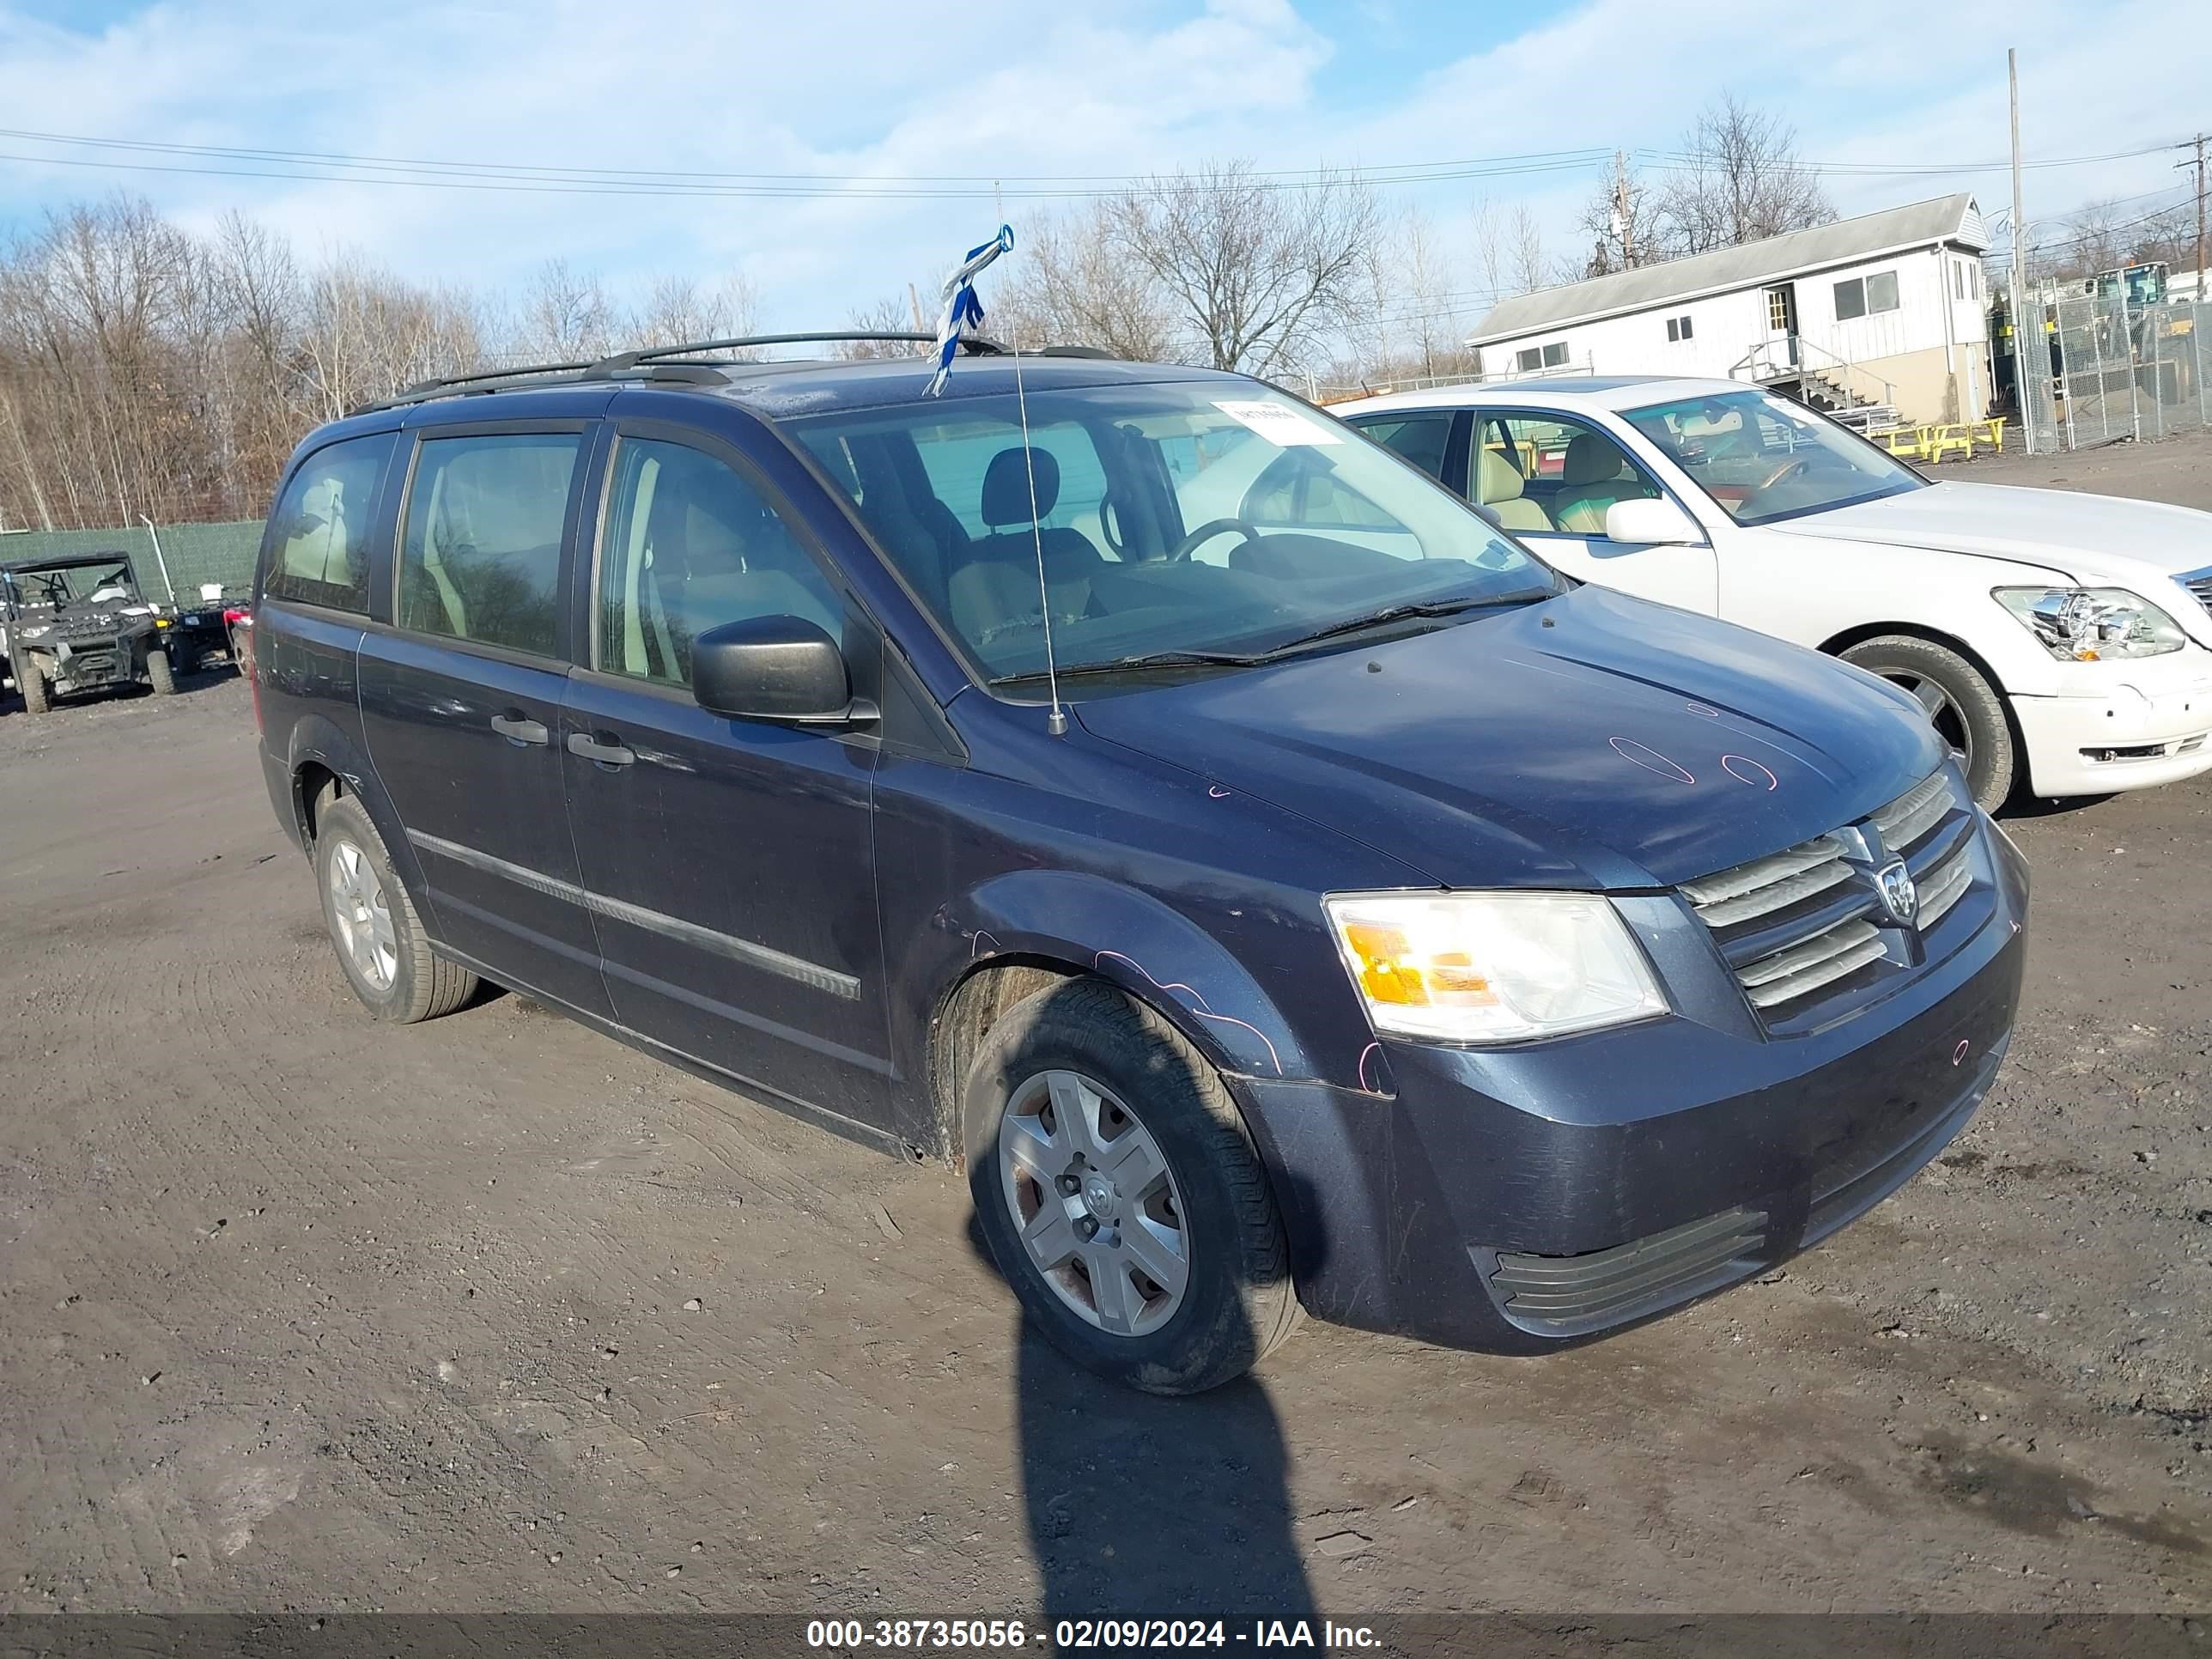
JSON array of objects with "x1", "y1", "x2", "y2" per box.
[
  {"x1": 2005, "y1": 292, "x2": 2212, "y2": 453},
  {"x1": 0, "y1": 519, "x2": 264, "y2": 600}
]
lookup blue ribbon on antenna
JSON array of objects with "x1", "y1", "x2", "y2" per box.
[{"x1": 924, "y1": 223, "x2": 1014, "y2": 397}]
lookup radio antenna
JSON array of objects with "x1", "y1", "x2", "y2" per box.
[{"x1": 1007, "y1": 324, "x2": 1067, "y2": 736}]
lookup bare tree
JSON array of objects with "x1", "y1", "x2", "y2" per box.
[
  {"x1": 831, "y1": 295, "x2": 927, "y2": 359},
  {"x1": 992, "y1": 207, "x2": 1175, "y2": 361},
  {"x1": 1654, "y1": 94, "x2": 1833, "y2": 257},
  {"x1": 634, "y1": 270, "x2": 761, "y2": 347},
  {"x1": 0, "y1": 195, "x2": 780, "y2": 532},
  {"x1": 517, "y1": 258, "x2": 617, "y2": 360},
  {"x1": 1108, "y1": 161, "x2": 1382, "y2": 377}
]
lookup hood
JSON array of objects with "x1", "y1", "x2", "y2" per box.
[
  {"x1": 1077, "y1": 586, "x2": 1942, "y2": 890},
  {"x1": 1772, "y1": 481, "x2": 2212, "y2": 592}
]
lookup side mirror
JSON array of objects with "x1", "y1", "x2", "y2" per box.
[
  {"x1": 690, "y1": 615, "x2": 866, "y2": 724},
  {"x1": 1603, "y1": 496, "x2": 1704, "y2": 546}
]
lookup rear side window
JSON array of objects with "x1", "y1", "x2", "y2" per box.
[
  {"x1": 262, "y1": 433, "x2": 395, "y2": 613},
  {"x1": 398, "y1": 433, "x2": 581, "y2": 657}
]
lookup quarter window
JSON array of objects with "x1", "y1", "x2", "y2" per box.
[
  {"x1": 398, "y1": 433, "x2": 581, "y2": 657},
  {"x1": 1352, "y1": 414, "x2": 1454, "y2": 484},
  {"x1": 596, "y1": 438, "x2": 842, "y2": 687},
  {"x1": 263, "y1": 433, "x2": 394, "y2": 613}
]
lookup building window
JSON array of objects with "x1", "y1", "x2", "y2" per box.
[
  {"x1": 1516, "y1": 347, "x2": 1542, "y2": 373},
  {"x1": 1665, "y1": 314, "x2": 1694, "y2": 343},
  {"x1": 1767, "y1": 288, "x2": 1792, "y2": 332},
  {"x1": 1834, "y1": 270, "x2": 1901, "y2": 322},
  {"x1": 1540, "y1": 341, "x2": 1569, "y2": 368}
]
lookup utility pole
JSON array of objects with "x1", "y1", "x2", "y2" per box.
[
  {"x1": 1610, "y1": 150, "x2": 1637, "y2": 270},
  {"x1": 2008, "y1": 47, "x2": 2034, "y2": 453},
  {"x1": 2177, "y1": 134, "x2": 2209, "y2": 292}
]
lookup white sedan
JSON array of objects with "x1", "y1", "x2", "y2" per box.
[{"x1": 1334, "y1": 376, "x2": 2212, "y2": 808}]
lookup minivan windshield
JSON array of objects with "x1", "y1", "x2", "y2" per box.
[
  {"x1": 790, "y1": 381, "x2": 1559, "y2": 683},
  {"x1": 1621, "y1": 389, "x2": 1925, "y2": 526}
]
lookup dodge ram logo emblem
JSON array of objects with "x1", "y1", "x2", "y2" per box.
[{"x1": 1877, "y1": 859, "x2": 1918, "y2": 926}]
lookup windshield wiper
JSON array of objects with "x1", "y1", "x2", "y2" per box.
[
  {"x1": 1256, "y1": 590, "x2": 1554, "y2": 657},
  {"x1": 989, "y1": 648, "x2": 1267, "y2": 686},
  {"x1": 988, "y1": 591, "x2": 1557, "y2": 687}
]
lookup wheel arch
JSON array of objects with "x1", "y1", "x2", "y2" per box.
[
  {"x1": 281, "y1": 716, "x2": 433, "y2": 903},
  {"x1": 1817, "y1": 620, "x2": 2027, "y2": 792},
  {"x1": 910, "y1": 871, "x2": 1328, "y2": 1164}
]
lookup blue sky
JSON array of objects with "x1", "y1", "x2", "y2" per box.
[{"x1": 2, "y1": 0, "x2": 2207, "y2": 336}]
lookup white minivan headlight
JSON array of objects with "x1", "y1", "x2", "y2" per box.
[
  {"x1": 1324, "y1": 891, "x2": 1668, "y2": 1044},
  {"x1": 1992, "y1": 586, "x2": 2185, "y2": 660}
]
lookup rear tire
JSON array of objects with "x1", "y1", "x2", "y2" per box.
[
  {"x1": 313, "y1": 793, "x2": 477, "y2": 1023},
  {"x1": 15, "y1": 652, "x2": 50, "y2": 715},
  {"x1": 1841, "y1": 635, "x2": 2014, "y2": 810},
  {"x1": 145, "y1": 647, "x2": 176, "y2": 696},
  {"x1": 963, "y1": 979, "x2": 1299, "y2": 1395}
]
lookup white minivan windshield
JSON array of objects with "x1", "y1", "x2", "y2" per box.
[
  {"x1": 1623, "y1": 389, "x2": 1925, "y2": 527},
  {"x1": 793, "y1": 381, "x2": 1560, "y2": 684}
]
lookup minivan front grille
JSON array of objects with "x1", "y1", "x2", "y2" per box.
[{"x1": 1684, "y1": 769, "x2": 1981, "y2": 1029}]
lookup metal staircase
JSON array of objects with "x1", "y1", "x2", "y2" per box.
[{"x1": 1731, "y1": 337, "x2": 1898, "y2": 431}]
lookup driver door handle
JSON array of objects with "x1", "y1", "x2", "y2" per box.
[
  {"x1": 567, "y1": 732, "x2": 635, "y2": 768},
  {"x1": 489, "y1": 713, "x2": 549, "y2": 745}
]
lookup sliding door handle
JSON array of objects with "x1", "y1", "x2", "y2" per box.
[
  {"x1": 489, "y1": 713, "x2": 549, "y2": 745},
  {"x1": 567, "y1": 732, "x2": 635, "y2": 768}
]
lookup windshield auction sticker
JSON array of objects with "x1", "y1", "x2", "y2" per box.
[{"x1": 1212, "y1": 400, "x2": 1342, "y2": 446}]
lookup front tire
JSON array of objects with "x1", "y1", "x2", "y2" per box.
[
  {"x1": 313, "y1": 793, "x2": 477, "y2": 1023},
  {"x1": 963, "y1": 980, "x2": 1300, "y2": 1395},
  {"x1": 1842, "y1": 635, "x2": 2014, "y2": 810},
  {"x1": 145, "y1": 646, "x2": 176, "y2": 696},
  {"x1": 15, "y1": 652, "x2": 50, "y2": 714}
]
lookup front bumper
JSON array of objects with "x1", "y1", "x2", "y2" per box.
[
  {"x1": 1235, "y1": 819, "x2": 2028, "y2": 1355},
  {"x1": 2010, "y1": 662, "x2": 2212, "y2": 797}
]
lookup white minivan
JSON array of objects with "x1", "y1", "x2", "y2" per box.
[{"x1": 1335, "y1": 376, "x2": 2212, "y2": 808}]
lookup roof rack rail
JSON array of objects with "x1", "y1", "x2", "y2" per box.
[
  {"x1": 586, "y1": 331, "x2": 1004, "y2": 374},
  {"x1": 350, "y1": 330, "x2": 1073, "y2": 416}
]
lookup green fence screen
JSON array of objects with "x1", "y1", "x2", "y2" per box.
[{"x1": 0, "y1": 520, "x2": 264, "y2": 601}]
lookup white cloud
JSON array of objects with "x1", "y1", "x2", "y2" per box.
[{"x1": 0, "y1": 0, "x2": 2206, "y2": 337}]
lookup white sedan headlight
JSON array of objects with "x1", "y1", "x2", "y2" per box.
[
  {"x1": 1325, "y1": 891, "x2": 1668, "y2": 1043},
  {"x1": 1992, "y1": 586, "x2": 2185, "y2": 660}
]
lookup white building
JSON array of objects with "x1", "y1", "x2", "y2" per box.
[{"x1": 1468, "y1": 195, "x2": 1993, "y2": 427}]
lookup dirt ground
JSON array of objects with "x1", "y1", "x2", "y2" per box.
[{"x1": 2, "y1": 441, "x2": 2209, "y2": 1619}]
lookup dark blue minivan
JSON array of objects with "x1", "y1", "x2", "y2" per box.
[{"x1": 247, "y1": 336, "x2": 2027, "y2": 1393}]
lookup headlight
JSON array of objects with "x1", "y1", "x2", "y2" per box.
[
  {"x1": 1325, "y1": 890, "x2": 1668, "y2": 1043},
  {"x1": 1992, "y1": 586, "x2": 2185, "y2": 660}
]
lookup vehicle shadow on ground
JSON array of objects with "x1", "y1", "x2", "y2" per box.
[
  {"x1": 966, "y1": 1216, "x2": 1319, "y2": 1625},
  {"x1": 1996, "y1": 791, "x2": 2117, "y2": 821}
]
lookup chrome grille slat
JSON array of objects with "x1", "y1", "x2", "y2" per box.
[
  {"x1": 2182, "y1": 564, "x2": 2212, "y2": 617},
  {"x1": 1869, "y1": 769, "x2": 1952, "y2": 854},
  {"x1": 1916, "y1": 844, "x2": 1972, "y2": 928},
  {"x1": 1738, "y1": 918, "x2": 1887, "y2": 1007},
  {"x1": 1680, "y1": 833, "x2": 1847, "y2": 918}
]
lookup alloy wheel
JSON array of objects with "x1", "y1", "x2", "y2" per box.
[
  {"x1": 1884, "y1": 672, "x2": 1972, "y2": 772},
  {"x1": 327, "y1": 837, "x2": 398, "y2": 993},
  {"x1": 997, "y1": 1069, "x2": 1190, "y2": 1337}
]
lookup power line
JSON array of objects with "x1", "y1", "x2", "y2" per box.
[{"x1": 0, "y1": 125, "x2": 2202, "y2": 204}]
